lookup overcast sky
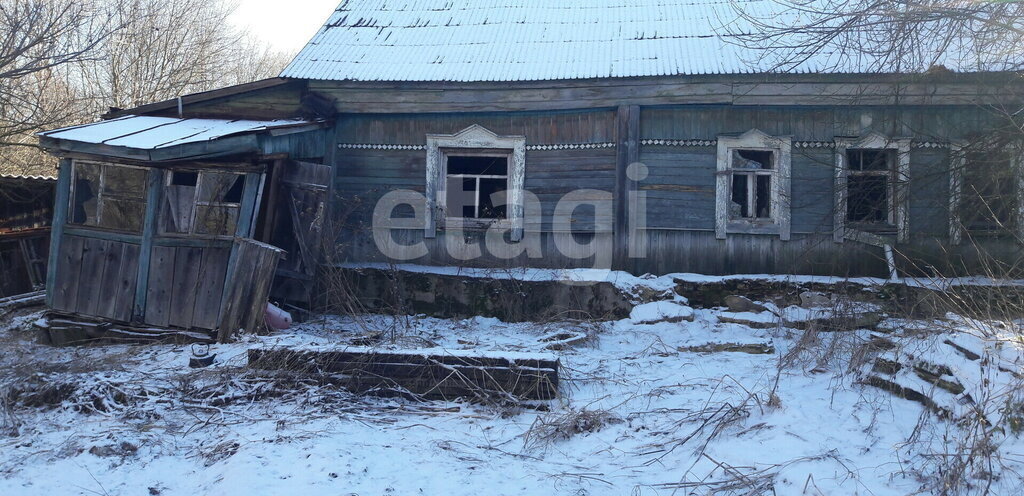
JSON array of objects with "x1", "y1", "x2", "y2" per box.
[{"x1": 230, "y1": 0, "x2": 340, "y2": 54}]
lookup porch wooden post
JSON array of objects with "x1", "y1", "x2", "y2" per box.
[
  {"x1": 132, "y1": 168, "x2": 164, "y2": 322},
  {"x1": 45, "y1": 158, "x2": 72, "y2": 307}
]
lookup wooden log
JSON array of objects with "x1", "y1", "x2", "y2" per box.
[{"x1": 247, "y1": 347, "x2": 560, "y2": 401}]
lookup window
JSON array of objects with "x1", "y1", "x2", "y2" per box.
[
  {"x1": 160, "y1": 170, "x2": 244, "y2": 236},
  {"x1": 833, "y1": 134, "x2": 910, "y2": 243},
  {"x1": 715, "y1": 130, "x2": 792, "y2": 240},
  {"x1": 425, "y1": 125, "x2": 526, "y2": 240},
  {"x1": 728, "y1": 150, "x2": 774, "y2": 220},
  {"x1": 845, "y1": 149, "x2": 895, "y2": 224},
  {"x1": 69, "y1": 161, "x2": 147, "y2": 233},
  {"x1": 960, "y1": 148, "x2": 1015, "y2": 232},
  {"x1": 444, "y1": 154, "x2": 508, "y2": 220}
]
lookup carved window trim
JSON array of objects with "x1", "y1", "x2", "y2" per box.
[
  {"x1": 425, "y1": 125, "x2": 526, "y2": 240},
  {"x1": 949, "y1": 140, "x2": 1024, "y2": 245},
  {"x1": 715, "y1": 129, "x2": 792, "y2": 240},
  {"x1": 833, "y1": 133, "x2": 911, "y2": 243}
]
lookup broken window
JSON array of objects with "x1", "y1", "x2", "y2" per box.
[
  {"x1": 961, "y1": 148, "x2": 1015, "y2": 231},
  {"x1": 846, "y1": 149, "x2": 894, "y2": 224},
  {"x1": 727, "y1": 150, "x2": 774, "y2": 220},
  {"x1": 444, "y1": 154, "x2": 508, "y2": 220},
  {"x1": 69, "y1": 161, "x2": 147, "y2": 233},
  {"x1": 160, "y1": 170, "x2": 244, "y2": 236}
]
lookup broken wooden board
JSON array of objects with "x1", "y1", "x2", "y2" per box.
[
  {"x1": 35, "y1": 311, "x2": 214, "y2": 346},
  {"x1": 248, "y1": 347, "x2": 560, "y2": 401}
]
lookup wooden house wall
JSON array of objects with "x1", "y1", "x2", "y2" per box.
[
  {"x1": 335, "y1": 110, "x2": 619, "y2": 231},
  {"x1": 330, "y1": 103, "x2": 1017, "y2": 275}
]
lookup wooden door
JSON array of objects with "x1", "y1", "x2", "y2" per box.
[{"x1": 268, "y1": 160, "x2": 331, "y2": 303}]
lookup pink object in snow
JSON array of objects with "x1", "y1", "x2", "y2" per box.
[{"x1": 265, "y1": 302, "x2": 292, "y2": 330}]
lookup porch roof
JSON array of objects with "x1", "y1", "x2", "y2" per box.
[{"x1": 38, "y1": 115, "x2": 320, "y2": 163}]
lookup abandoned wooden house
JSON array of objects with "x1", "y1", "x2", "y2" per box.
[
  {"x1": 0, "y1": 172, "x2": 54, "y2": 297},
  {"x1": 34, "y1": 0, "x2": 1024, "y2": 338}
]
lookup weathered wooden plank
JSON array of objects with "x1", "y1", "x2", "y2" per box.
[
  {"x1": 168, "y1": 246, "x2": 203, "y2": 329},
  {"x1": 76, "y1": 238, "x2": 111, "y2": 317},
  {"x1": 144, "y1": 245, "x2": 175, "y2": 327},
  {"x1": 51, "y1": 235, "x2": 85, "y2": 312},
  {"x1": 192, "y1": 247, "x2": 229, "y2": 330},
  {"x1": 110, "y1": 243, "x2": 140, "y2": 322}
]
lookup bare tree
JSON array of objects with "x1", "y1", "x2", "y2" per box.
[
  {"x1": 728, "y1": 0, "x2": 1024, "y2": 73},
  {"x1": 75, "y1": 0, "x2": 290, "y2": 114},
  {"x1": 0, "y1": 0, "x2": 116, "y2": 176},
  {"x1": 0, "y1": 0, "x2": 289, "y2": 177}
]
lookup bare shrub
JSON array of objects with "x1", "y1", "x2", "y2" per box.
[{"x1": 523, "y1": 408, "x2": 622, "y2": 450}]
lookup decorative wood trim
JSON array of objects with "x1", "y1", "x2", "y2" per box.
[
  {"x1": 794, "y1": 141, "x2": 836, "y2": 149},
  {"x1": 833, "y1": 133, "x2": 912, "y2": 244},
  {"x1": 424, "y1": 125, "x2": 527, "y2": 241},
  {"x1": 340, "y1": 142, "x2": 614, "y2": 151},
  {"x1": 640, "y1": 139, "x2": 717, "y2": 147},
  {"x1": 714, "y1": 129, "x2": 792, "y2": 240}
]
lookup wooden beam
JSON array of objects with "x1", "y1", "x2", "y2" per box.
[
  {"x1": 132, "y1": 169, "x2": 164, "y2": 322},
  {"x1": 614, "y1": 105, "x2": 639, "y2": 267},
  {"x1": 44, "y1": 159, "x2": 72, "y2": 307}
]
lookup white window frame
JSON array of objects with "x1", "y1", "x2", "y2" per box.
[
  {"x1": 715, "y1": 129, "x2": 792, "y2": 240},
  {"x1": 833, "y1": 133, "x2": 910, "y2": 243},
  {"x1": 425, "y1": 125, "x2": 526, "y2": 240}
]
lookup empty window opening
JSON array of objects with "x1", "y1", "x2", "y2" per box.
[
  {"x1": 170, "y1": 171, "x2": 198, "y2": 186},
  {"x1": 728, "y1": 149, "x2": 774, "y2": 220},
  {"x1": 846, "y1": 149, "x2": 894, "y2": 224},
  {"x1": 445, "y1": 155, "x2": 508, "y2": 219},
  {"x1": 962, "y1": 149, "x2": 1015, "y2": 231},
  {"x1": 160, "y1": 170, "x2": 244, "y2": 236}
]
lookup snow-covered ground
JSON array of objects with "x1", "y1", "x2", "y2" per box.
[{"x1": 1, "y1": 300, "x2": 1023, "y2": 495}]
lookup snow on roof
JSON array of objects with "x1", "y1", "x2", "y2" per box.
[
  {"x1": 281, "y1": 0, "x2": 996, "y2": 82},
  {"x1": 39, "y1": 115, "x2": 314, "y2": 150}
]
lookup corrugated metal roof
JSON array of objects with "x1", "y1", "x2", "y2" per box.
[
  {"x1": 39, "y1": 115, "x2": 314, "y2": 150},
  {"x1": 280, "y1": 0, "x2": 997, "y2": 82}
]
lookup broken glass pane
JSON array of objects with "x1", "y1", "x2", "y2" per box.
[
  {"x1": 194, "y1": 205, "x2": 239, "y2": 235},
  {"x1": 733, "y1": 150, "x2": 773, "y2": 169},
  {"x1": 100, "y1": 198, "x2": 146, "y2": 232},
  {"x1": 199, "y1": 172, "x2": 244, "y2": 204},
  {"x1": 102, "y1": 165, "x2": 147, "y2": 198},
  {"x1": 71, "y1": 162, "x2": 101, "y2": 226}
]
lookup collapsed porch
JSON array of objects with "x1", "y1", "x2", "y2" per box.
[{"x1": 36, "y1": 115, "x2": 331, "y2": 343}]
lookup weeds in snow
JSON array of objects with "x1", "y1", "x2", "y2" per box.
[{"x1": 523, "y1": 408, "x2": 622, "y2": 451}]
